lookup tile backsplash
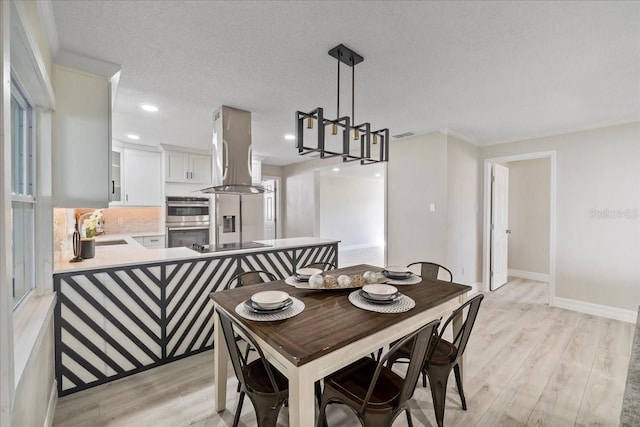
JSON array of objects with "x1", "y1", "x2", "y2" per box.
[{"x1": 54, "y1": 207, "x2": 163, "y2": 252}]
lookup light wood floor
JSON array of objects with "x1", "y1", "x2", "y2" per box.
[{"x1": 53, "y1": 279, "x2": 634, "y2": 426}]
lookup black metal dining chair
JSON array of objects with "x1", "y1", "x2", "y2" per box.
[
  {"x1": 216, "y1": 308, "x2": 288, "y2": 427},
  {"x1": 224, "y1": 269, "x2": 278, "y2": 392},
  {"x1": 225, "y1": 270, "x2": 278, "y2": 289},
  {"x1": 303, "y1": 261, "x2": 337, "y2": 271},
  {"x1": 317, "y1": 318, "x2": 441, "y2": 427},
  {"x1": 388, "y1": 294, "x2": 484, "y2": 427},
  {"x1": 407, "y1": 262, "x2": 453, "y2": 282}
]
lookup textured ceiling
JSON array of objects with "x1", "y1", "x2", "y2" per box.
[{"x1": 51, "y1": 1, "x2": 640, "y2": 166}]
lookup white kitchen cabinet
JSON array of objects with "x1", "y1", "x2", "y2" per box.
[
  {"x1": 165, "y1": 151, "x2": 211, "y2": 184},
  {"x1": 123, "y1": 149, "x2": 162, "y2": 206},
  {"x1": 110, "y1": 146, "x2": 123, "y2": 204},
  {"x1": 52, "y1": 65, "x2": 112, "y2": 207}
]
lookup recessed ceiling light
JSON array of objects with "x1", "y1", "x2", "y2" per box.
[
  {"x1": 333, "y1": 167, "x2": 340, "y2": 172},
  {"x1": 284, "y1": 134, "x2": 295, "y2": 140},
  {"x1": 141, "y1": 104, "x2": 159, "y2": 112},
  {"x1": 375, "y1": 173, "x2": 381, "y2": 177},
  {"x1": 127, "y1": 134, "x2": 140, "y2": 140}
]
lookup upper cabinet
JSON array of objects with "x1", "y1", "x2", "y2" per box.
[
  {"x1": 52, "y1": 65, "x2": 113, "y2": 207},
  {"x1": 165, "y1": 150, "x2": 212, "y2": 185},
  {"x1": 111, "y1": 146, "x2": 123, "y2": 203},
  {"x1": 110, "y1": 145, "x2": 162, "y2": 207},
  {"x1": 123, "y1": 149, "x2": 162, "y2": 206}
]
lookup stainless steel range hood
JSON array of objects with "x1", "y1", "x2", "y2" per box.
[{"x1": 200, "y1": 105, "x2": 267, "y2": 194}]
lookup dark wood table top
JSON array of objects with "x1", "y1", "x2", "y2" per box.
[{"x1": 209, "y1": 264, "x2": 471, "y2": 367}]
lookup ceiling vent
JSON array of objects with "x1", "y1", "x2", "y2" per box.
[{"x1": 392, "y1": 132, "x2": 415, "y2": 139}]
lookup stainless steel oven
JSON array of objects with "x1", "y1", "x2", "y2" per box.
[{"x1": 165, "y1": 197, "x2": 211, "y2": 248}]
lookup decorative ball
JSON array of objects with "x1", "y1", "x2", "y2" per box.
[
  {"x1": 324, "y1": 275, "x2": 338, "y2": 288},
  {"x1": 351, "y1": 275, "x2": 366, "y2": 286},
  {"x1": 363, "y1": 271, "x2": 378, "y2": 284},
  {"x1": 337, "y1": 275, "x2": 352, "y2": 287},
  {"x1": 309, "y1": 273, "x2": 325, "y2": 288}
]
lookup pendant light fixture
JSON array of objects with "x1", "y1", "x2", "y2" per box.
[{"x1": 296, "y1": 44, "x2": 389, "y2": 164}]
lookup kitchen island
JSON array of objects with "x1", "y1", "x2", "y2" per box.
[{"x1": 53, "y1": 237, "x2": 338, "y2": 396}]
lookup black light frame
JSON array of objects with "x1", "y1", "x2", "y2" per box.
[{"x1": 295, "y1": 44, "x2": 389, "y2": 165}]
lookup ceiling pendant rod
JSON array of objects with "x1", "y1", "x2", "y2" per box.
[
  {"x1": 352, "y1": 55, "x2": 359, "y2": 140},
  {"x1": 333, "y1": 54, "x2": 340, "y2": 135}
]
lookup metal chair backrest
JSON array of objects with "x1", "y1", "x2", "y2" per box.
[
  {"x1": 407, "y1": 262, "x2": 453, "y2": 282},
  {"x1": 225, "y1": 270, "x2": 277, "y2": 289},
  {"x1": 438, "y1": 294, "x2": 484, "y2": 359},
  {"x1": 303, "y1": 261, "x2": 336, "y2": 271},
  {"x1": 216, "y1": 308, "x2": 286, "y2": 402},
  {"x1": 360, "y1": 318, "x2": 441, "y2": 415}
]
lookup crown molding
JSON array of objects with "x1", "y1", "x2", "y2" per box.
[
  {"x1": 439, "y1": 128, "x2": 478, "y2": 145},
  {"x1": 36, "y1": 0, "x2": 60, "y2": 56},
  {"x1": 481, "y1": 118, "x2": 640, "y2": 147}
]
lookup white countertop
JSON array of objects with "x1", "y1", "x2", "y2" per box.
[{"x1": 54, "y1": 236, "x2": 339, "y2": 274}]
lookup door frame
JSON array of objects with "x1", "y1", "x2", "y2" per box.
[
  {"x1": 261, "y1": 175, "x2": 281, "y2": 239},
  {"x1": 482, "y1": 150, "x2": 557, "y2": 306}
]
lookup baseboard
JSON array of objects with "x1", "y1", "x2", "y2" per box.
[
  {"x1": 508, "y1": 269, "x2": 549, "y2": 282},
  {"x1": 44, "y1": 379, "x2": 57, "y2": 427},
  {"x1": 554, "y1": 297, "x2": 637, "y2": 324}
]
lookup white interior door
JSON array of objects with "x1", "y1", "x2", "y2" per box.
[
  {"x1": 491, "y1": 163, "x2": 510, "y2": 290},
  {"x1": 262, "y1": 178, "x2": 276, "y2": 240}
]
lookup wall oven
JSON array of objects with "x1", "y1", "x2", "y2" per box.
[{"x1": 165, "y1": 196, "x2": 211, "y2": 248}]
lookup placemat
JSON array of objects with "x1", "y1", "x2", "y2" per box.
[
  {"x1": 235, "y1": 297, "x2": 305, "y2": 322},
  {"x1": 384, "y1": 275, "x2": 422, "y2": 285},
  {"x1": 348, "y1": 290, "x2": 415, "y2": 314}
]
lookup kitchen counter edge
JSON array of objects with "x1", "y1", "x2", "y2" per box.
[{"x1": 53, "y1": 237, "x2": 340, "y2": 274}]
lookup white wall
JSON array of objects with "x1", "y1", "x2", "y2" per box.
[
  {"x1": 1, "y1": 2, "x2": 57, "y2": 425},
  {"x1": 446, "y1": 135, "x2": 482, "y2": 283},
  {"x1": 319, "y1": 175, "x2": 384, "y2": 247},
  {"x1": 387, "y1": 133, "x2": 448, "y2": 267},
  {"x1": 386, "y1": 132, "x2": 482, "y2": 285},
  {"x1": 482, "y1": 122, "x2": 640, "y2": 311},
  {"x1": 507, "y1": 158, "x2": 550, "y2": 275},
  {"x1": 1, "y1": 2, "x2": 14, "y2": 424},
  {"x1": 282, "y1": 160, "x2": 316, "y2": 237}
]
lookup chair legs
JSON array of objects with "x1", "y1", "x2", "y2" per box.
[
  {"x1": 426, "y1": 364, "x2": 451, "y2": 427},
  {"x1": 315, "y1": 381, "x2": 322, "y2": 408},
  {"x1": 232, "y1": 391, "x2": 245, "y2": 427},
  {"x1": 453, "y1": 364, "x2": 467, "y2": 410},
  {"x1": 405, "y1": 407, "x2": 414, "y2": 427},
  {"x1": 316, "y1": 393, "x2": 330, "y2": 427},
  {"x1": 234, "y1": 389, "x2": 284, "y2": 427},
  {"x1": 250, "y1": 394, "x2": 284, "y2": 427}
]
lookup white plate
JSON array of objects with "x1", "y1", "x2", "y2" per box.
[
  {"x1": 296, "y1": 267, "x2": 323, "y2": 277},
  {"x1": 385, "y1": 275, "x2": 422, "y2": 286},
  {"x1": 251, "y1": 290, "x2": 289, "y2": 309},
  {"x1": 385, "y1": 266, "x2": 410, "y2": 274},
  {"x1": 362, "y1": 284, "x2": 398, "y2": 300}
]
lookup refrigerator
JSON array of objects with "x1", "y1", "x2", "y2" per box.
[{"x1": 214, "y1": 193, "x2": 264, "y2": 245}]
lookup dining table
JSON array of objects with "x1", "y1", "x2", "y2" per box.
[{"x1": 209, "y1": 264, "x2": 472, "y2": 427}]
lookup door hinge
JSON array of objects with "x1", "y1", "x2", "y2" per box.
[
  {"x1": 490, "y1": 223, "x2": 495, "y2": 230},
  {"x1": 491, "y1": 175, "x2": 495, "y2": 182}
]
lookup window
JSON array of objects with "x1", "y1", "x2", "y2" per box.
[{"x1": 11, "y1": 80, "x2": 35, "y2": 307}]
